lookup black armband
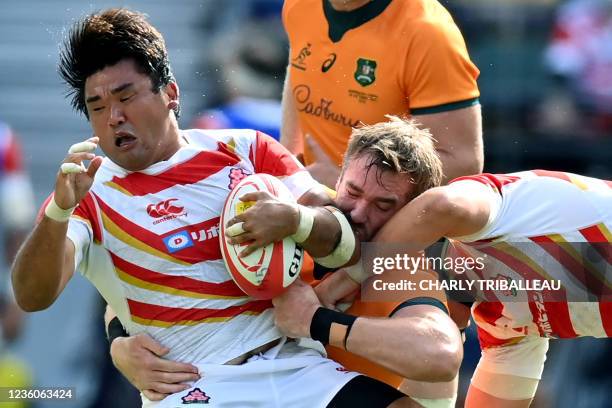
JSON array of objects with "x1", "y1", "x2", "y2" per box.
[
  {"x1": 106, "y1": 316, "x2": 128, "y2": 345},
  {"x1": 310, "y1": 307, "x2": 357, "y2": 350}
]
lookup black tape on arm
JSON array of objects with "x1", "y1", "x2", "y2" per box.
[
  {"x1": 310, "y1": 307, "x2": 357, "y2": 348},
  {"x1": 106, "y1": 316, "x2": 128, "y2": 345}
]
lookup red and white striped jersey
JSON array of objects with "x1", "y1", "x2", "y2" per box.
[
  {"x1": 67, "y1": 129, "x2": 317, "y2": 364},
  {"x1": 447, "y1": 170, "x2": 611, "y2": 348}
]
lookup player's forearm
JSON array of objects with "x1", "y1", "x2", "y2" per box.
[
  {"x1": 297, "y1": 206, "x2": 360, "y2": 266},
  {"x1": 297, "y1": 185, "x2": 334, "y2": 207},
  {"x1": 296, "y1": 206, "x2": 341, "y2": 257},
  {"x1": 346, "y1": 313, "x2": 462, "y2": 382},
  {"x1": 295, "y1": 190, "x2": 354, "y2": 258},
  {"x1": 280, "y1": 68, "x2": 303, "y2": 155},
  {"x1": 374, "y1": 188, "x2": 454, "y2": 249},
  {"x1": 378, "y1": 186, "x2": 490, "y2": 247},
  {"x1": 11, "y1": 218, "x2": 70, "y2": 311}
]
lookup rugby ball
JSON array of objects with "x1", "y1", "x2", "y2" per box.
[{"x1": 220, "y1": 173, "x2": 304, "y2": 299}]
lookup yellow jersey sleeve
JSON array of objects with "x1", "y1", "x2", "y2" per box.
[{"x1": 404, "y1": 17, "x2": 480, "y2": 113}]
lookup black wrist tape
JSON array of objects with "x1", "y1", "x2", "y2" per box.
[
  {"x1": 310, "y1": 307, "x2": 357, "y2": 346},
  {"x1": 343, "y1": 319, "x2": 356, "y2": 349},
  {"x1": 107, "y1": 316, "x2": 128, "y2": 345}
]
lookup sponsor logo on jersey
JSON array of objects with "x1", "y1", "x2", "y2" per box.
[
  {"x1": 147, "y1": 198, "x2": 187, "y2": 225},
  {"x1": 228, "y1": 168, "x2": 251, "y2": 190},
  {"x1": 293, "y1": 84, "x2": 360, "y2": 128},
  {"x1": 530, "y1": 291, "x2": 553, "y2": 337},
  {"x1": 181, "y1": 387, "x2": 211, "y2": 404},
  {"x1": 354, "y1": 58, "x2": 377, "y2": 86},
  {"x1": 163, "y1": 230, "x2": 195, "y2": 253},
  {"x1": 348, "y1": 89, "x2": 378, "y2": 104},
  {"x1": 291, "y1": 43, "x2": 312, "y2": 71},
  {"x1": 321, "y1": 53, "x2": 337, "y2": 72},
  {"x1": 190, "y1": 224, "x2": 220, "y2": 242}
]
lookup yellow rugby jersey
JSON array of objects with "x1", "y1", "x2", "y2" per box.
[{"x1": 283, "y1": 0, "x2": 480, "y2": 165}]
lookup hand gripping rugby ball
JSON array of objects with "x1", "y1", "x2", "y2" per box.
[{"x1": 220, "y1": 173, "x2": 304, "y2": 299}]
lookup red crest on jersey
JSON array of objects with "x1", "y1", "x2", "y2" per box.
[
  {"x1": 181, "y1": 387, "x2": 211, "y2": 404},
  {"x1": 228, "y1": 168, "x2": 251, "y2": 189}
]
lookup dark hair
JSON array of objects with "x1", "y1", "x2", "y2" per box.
[
  {"x1": 343, "y1": 115, "x2": 443, "y2": 198},
  {"x1": 58, "y1": 8, "x2": 178, "y2": 118}
]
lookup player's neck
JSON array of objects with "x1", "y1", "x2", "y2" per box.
[
  {"x1": 156, "y1": 124, "x2": 185, "y2": 164},
  {"x1": 328, "y1": 0, "x2": 373, "y2": 12}
]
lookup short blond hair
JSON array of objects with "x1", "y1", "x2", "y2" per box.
[{"x1": 342, "y1": 116, "x2": 443, "y2": 198}]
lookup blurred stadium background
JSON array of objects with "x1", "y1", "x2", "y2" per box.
[{"x1": 0, "y1": 0, "x2": 609, "y2": 407}]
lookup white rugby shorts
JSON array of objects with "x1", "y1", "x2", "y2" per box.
[
  {"x1": 142, "y1": 339, "x2": 359, "y2": 408},
  {"x1": 471, "y1": 336, "x2": 549, "y2": 400}
]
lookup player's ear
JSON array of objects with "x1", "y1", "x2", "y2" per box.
[
  {"x1": 168, "y1": 100, "x2": 179, "y2": 111},
  {"x1": 165, "y1": 82, "x2": 179, "y2": 107}
]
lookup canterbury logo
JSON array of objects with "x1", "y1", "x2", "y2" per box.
[{"x1": 147, "y1": 199, "x2": 185, "y2": 218}]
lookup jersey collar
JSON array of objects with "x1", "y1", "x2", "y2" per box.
[{"x1": 323, "y1": 0, "x2": 394, "y2": 42}]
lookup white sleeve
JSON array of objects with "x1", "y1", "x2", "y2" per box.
[
  {"x1": 447, "y1": 180, "x2": 503, "y2": 242},
  {"x1": 282, "y1": 170, "x2": 321, "y2": 201},
  {"x1": 66, "y1": 217, "x2": 92, "y2": 274}
]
